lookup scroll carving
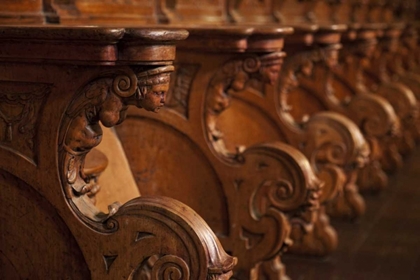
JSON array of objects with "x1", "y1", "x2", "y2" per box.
[
  {"x1": 0, "y1": 81, "x2": 50, "y2": 163},
  {"x1": 332, "y1": 36, "x2": 401, "y2": 191},
  {"x1": 205, "y1": 53, "x2": 284, "y2": 160},
  {"x1": 201, "y1": 51, "x2": 326, "y2": 277},
  {"x1": 279, "y1": 45, "x2": 370, "y2": 221},
  {"x1": 236, "y1": 143, "x2": 322, "y2": 277},
  {"x1": 59, "y1": 66, "x2": 172, "y2": 224},
  {"x1": 365, "y1": 37, "x2": 418, "y2": 159},
  {"x1": 58, "y1": 65, "x2": 237, "y2": 279}
]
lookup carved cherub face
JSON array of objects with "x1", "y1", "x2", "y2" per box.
[
  {"x1": 126, "y1": 83, "x2": 169, "y2": 113},
  {"x1": 134, "y1": 83, "x2": 170, "y2": 113},
  {"x1": 259, "y1": 63, "x2": 282, "y2": 85}
]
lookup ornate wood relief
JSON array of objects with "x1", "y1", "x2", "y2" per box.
[
  {"x1": 361, "y1": 29, "x2": 416, "y2": 168},
  {"x1": 276, "y1": 45, "x2": 369, "y2": 256},
  {"x1": 228, "y1": 142, "x2": 322, "y2": 278},
  {"x1": 281, "y1": 41, "x2": 369, "y2": 219},
  {"x1": 165, "y1": 63, "x2": 200, "y2": 119},
  {"x1": 58, "y1": 64, "x2": 236, "y2": 279},
  {"x1": 0, "y1": 81, "x2": 50, "y2": 164},
  {"x1": 205, "y1": 53, "x2": 284, "y2": 160},
  {"x1": 59, "y1": 65, "x2": 174, "y2": 223}
]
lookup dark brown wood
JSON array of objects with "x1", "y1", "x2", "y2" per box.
[
  {"x1": 0, "y1": 26, "x2": 237, "y2": 279},
  {"x1": 115, "y1": 26, "x2": 323, "y2": 280}
]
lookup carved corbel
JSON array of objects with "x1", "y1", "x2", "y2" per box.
[
  {"x1": 201, "y1": 53, "x2": 324, "y2": 278},
  {"x1": 58, "y1": 65, "x2": 236, "y2": 279},
  {"x1": 272, "y1": 48, "x2": 339, "y2": 256},
  {"x1": 331, "y1": 34, "x2": 402, "y2": 190},
  {"x1": 205, "y1": 53, "x2": 284, "y2": 161},
  {"x1": 365, "y1": 32, "x2": 418, "y2": 159},
  {"x1": 283, "y1": 41, "x2": 370, "y2": 221},
  {"x1": 387, "y1": 27, "x2": 420, "y2": 143}
]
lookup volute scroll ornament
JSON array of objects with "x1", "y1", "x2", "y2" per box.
[
  {"x1": 58, "y1": 64, "x2": 237, "y2": 279},
  {"x1": 280, "y1": 38, "x2": 370, "y2": 221},
  {"x1": 60, "y1": 65, "x2": 173, "y2": 225},
  {"x1": 199, "y1": 48, "x2": 322, "y2": 278}
]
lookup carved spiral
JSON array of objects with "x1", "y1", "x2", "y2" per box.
[
  {"x1": 243, "y1": 57, "x2": 261, "y2": 73},
  {"x1": 323, "y1": 142, "x2": 347, "y2": 166},
  {"x1": 270, "y1": 180, "x2": 294, "y2": 202},
  {"x1": 349, "y1": 94, "x2": 397, "y2": 137},
  {"x1": 253, "y1": 179, "x2": 299, "y2": 215},
  {"x1": 112, "y1": 72, "x2": 138, "y2": 98},
  {"x1": 151, "y1": 255, "x2": 190, "y2": 280}
]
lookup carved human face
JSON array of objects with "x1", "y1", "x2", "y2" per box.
[
  {"x1": 260, "y1": 63, "x2": 282, "y2": 85},
  {"x1": 138, "y1": 83, "x2": 169, "y2": 112}
]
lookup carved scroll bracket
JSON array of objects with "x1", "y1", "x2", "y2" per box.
[
  {"x1": 204, "y1": 52, "x2": 284, "y2": 162},
  {"x1": 59, "y1": 65, "x2": 173, "y2": 228}
]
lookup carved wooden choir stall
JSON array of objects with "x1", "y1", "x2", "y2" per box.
[{"x1": 0, "y1": 0, "x2": 419, "y2": 279}]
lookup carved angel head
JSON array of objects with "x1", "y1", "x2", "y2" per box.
[
  {"x1": 257, "y1": 52, "x2": 285, "y2": 85},
  {"x1": 128, "y1": 66, "x2": 174, "y2": 113}
]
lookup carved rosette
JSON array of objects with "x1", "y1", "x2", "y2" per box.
[{"x1": 58, "y1": 65, "x2": 236, "y2": 278}]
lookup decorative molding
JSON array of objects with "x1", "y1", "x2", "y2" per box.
[{"x1": 0, "y1": 81, "x2": 50, "y2": 164}]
